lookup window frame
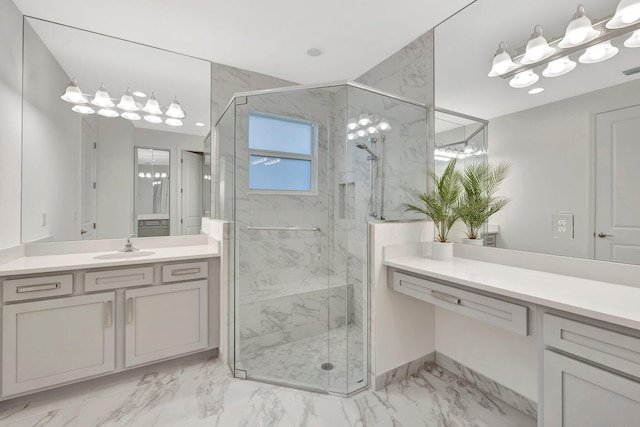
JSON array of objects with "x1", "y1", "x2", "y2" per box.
[{"x1": 247, "y1": 111, "x2": 318, "y2": 195}]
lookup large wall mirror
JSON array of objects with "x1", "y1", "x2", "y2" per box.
[
  {"x1": 21, "y1": 17, "x2": 212, "y2": 243},
  {"x1": 435, "y1": 0, "x2": 640, "y2": 265}
]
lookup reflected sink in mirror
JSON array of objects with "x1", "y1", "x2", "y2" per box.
[{"x1": 93, "y1": 251, "x2": 156, "y2": 260}]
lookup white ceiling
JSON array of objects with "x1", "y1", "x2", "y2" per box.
[
  {"x1": 435, "y1": 0, "x2": 640, "y2": 120},
  {"x1": 13, "y1": 0, "x2": 473, "y2": 85}
]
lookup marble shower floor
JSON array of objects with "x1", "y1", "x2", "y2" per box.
[
  {"x1": 238, "y1": 325, "x2": 365, "y2": 392},
  {"x1": 0, "y1": 353, "x2": 536, "y2": 427}
]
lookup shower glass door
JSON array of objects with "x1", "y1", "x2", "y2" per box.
[{"x1": 233, "y1": 86, "x2": 345, "y2": 393}]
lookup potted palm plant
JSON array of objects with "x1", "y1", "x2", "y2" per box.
[
  {"x1": 456, "y1": 161, "x2": 511, "y2": 245},
  {"x1": 403, "y1": 159, "x2": 461, "y2": 260}
]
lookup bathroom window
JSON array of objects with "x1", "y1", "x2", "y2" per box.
[{"x1": 248, "y1": 112, "x2": 316, "y2": 193}]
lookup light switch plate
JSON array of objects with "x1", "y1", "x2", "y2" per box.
[{"x1": 552, "y1": 213, "x2": 574, "y2": 239}]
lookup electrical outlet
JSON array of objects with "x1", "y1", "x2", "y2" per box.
[{"x1": 552, "y1": 213, "x2": 574, "y2": 239}]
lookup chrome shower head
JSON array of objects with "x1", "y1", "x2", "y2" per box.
[{"x1": 356, "y1": 142, "x2": 377, "y2": 159}]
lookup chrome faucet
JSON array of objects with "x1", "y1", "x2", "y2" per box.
[{"x1": 121, "y1": 233, "x2": 139, "y2": 252}]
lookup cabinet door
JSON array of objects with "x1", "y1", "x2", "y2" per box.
[
  {"x1": 125, "y1": 280, "x2": 208, "y2": 367},
  {"x1": 543, "y1": 350, "x2": 640, "y2": 427},
  {"x1": 2, "y1": 293, "x2": 115, "y2": 396}
]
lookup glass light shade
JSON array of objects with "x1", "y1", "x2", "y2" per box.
[
  {"x1": 165, "y1": 118, "x2": 183, "y2": 127},
  {"x1": 377, "y1": 120, "x2": 391, "y2": 131},
  {"x1": 347, "y1": 119, "x2": 358, "y2": 130},
  {"x1": 624, "y1": 29, "x2": 640, "y2": 47},
  {"x1": 117, "y1": 89, "x2": 139, "y2": 111},
  {"x1": 579, "y1": 41, "x2": 619, "y2": 63},
  {"x1": 559, "y1": 5, "x2": 600, "y2": 48},
  {"x1": 367, "y1": 126, "x2": 378, "y2": 134},
  {"x1": 347, "y1": 133, "x2": 356, "y2": 140},
  {"x1": 509, "y1": 70, "x2": 539, "y2": 88},
  {"x1": 488, "y1": 42, "x2": 517, "y2": 77},
  {"x1": 142, "y1": 93, "x2": 163, "y2": 114},
  {"x1": 146, "y1": 173, "x2": 151, "y2": 178},
  {"x1": 71, "y1": 105, "x2": 95, "y2": 114},
  {"x1": 607, "y1": 0, "x2": 640, "y2": 28},
  {"x1": 154, "y1": 172, "x2": 160, "y2": 178},
  {"x1": 161, "y1": 172, "x2": 167, "y2": 178},
  {"x1": 356, "y1": 129, "x2": 366, "y2": 137},
  {"x1": 121, "y1": 112, "x2": 141, "y2": 121},
  {"x1": 138, "y1": 172, "x2": 145, "y2": 178},
  {"x1": 521, "y1": 26, "x2": 556, "y2": 64},
  {"x1": 90, "y1": 84, "x2": 114, "y2": 108},
  {"x1": 61, "y1": 79, "x2": 88, "y2": 104},
  {"x1": 542, "y1": 56, "x2": 577, "y2": 77},
  {"x1": 358, "y1": 114, "x2": 371, "y2": 126},
  {"x1": 143, "y1": 114, "x2": 163, "y2": 124},
  {"x1": 165, "y1": 98, "x2": 186, "y2": 119},
  {"x1": 97, "y1": 108, "x2": 119, "y2": 118}
]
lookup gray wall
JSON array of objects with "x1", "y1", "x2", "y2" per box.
[{"x1": 0, "y1": 0, "x2": 23, "y2": 250}]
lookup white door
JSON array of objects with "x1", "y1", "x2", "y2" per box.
[
  {"x1": 2, "y1": 293, "x2": 115, "y2": 396},
  {"x1": 181, "y1": 151, "x2": 203, "y2": 235},
  {"x1": 124, "y1": 281, "x2": 208, "y2": 367},
  {"x1": 81, "y1": 119, "x2": 97, "y2": 239},
  {"x1": 595, "y1": 105, "x2": 640, "y2": 265}
]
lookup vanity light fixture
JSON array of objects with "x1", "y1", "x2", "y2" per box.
[
  {"x1": 509, "y1": 70, "x2": 539, "y2": 88},
  {"x1": 578, "y1": 41, "x2": 619, "y2": 63},
  {"x1": 61, "y1": 78, "x2": 88, "y2": 104},
  {"x1": 488, "y1": 42, "x2": 518, "y2": 76},
  {"x1": 521, "y1": 26, "x2": 555, "y2": 64},
  {"x1": 90, "y1": 84, "x2": 115, "y2": 108},
  {"x1": 607, "y1": 0, "x2": 640, "y2": 28},
  {"x1": 61, "y1": 80, "x2": 189, "y2": 126},
  {"x1": 624, "y1": 29, "x2": 640, "y2": 47},
  {"x1": 346, "y1": 114, "x2": 391, "y2": 140},
  {"x1": 559, "y1": 5, "x2": 600, "y2": 48},
  {"x1": 165, "y1": 98, "x2": 186, "y2": 119},
  {"x1": 542, "y1": 56, "x2": 577, "y2": 77},
  {"x1": 117, "y1": 89, "x2": 139, "y2": 112}
]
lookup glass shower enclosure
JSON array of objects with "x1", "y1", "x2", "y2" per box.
[{"x1": 216, "y1": 82, "x2": 427, "y2": 395}]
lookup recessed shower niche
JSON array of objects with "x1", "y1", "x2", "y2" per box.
[{"x1": 216, "y1": 82, "x2": 428, "y2": 395}]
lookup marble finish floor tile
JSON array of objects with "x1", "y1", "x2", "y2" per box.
[{"x1": 0, "y1": 353, "x2": 535, "y2": 427}]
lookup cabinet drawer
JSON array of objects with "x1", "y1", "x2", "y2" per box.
[
  {"x1": 85, "y1": 267, "x2": 153, "y2": 292},
  {"x1": 392, "y1": 271, "x2": 528, "y2": 336},
  {"x1": 162, "y1": 261, "x2": 208, "y2": 283},
  {"x1": 3, "y1": 275, "x2": 73, "y2": 302},
  {"x1": 544, "y1": 313, "x2": 640, "y2": 379}
]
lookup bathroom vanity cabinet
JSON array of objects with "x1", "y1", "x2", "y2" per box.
[
  {"x1": 0, "y1": 256, "x2": 218, "y2": 398},
  {"x1": 385, "y1": 255, "x2": 640, "y2": 427}
]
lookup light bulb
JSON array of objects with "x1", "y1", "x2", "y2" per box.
[
  {"x1": 625, "y1": 29, "x2": 640, "y2": 47},
  {"x1": 358, "y1": 114, "x2": 371, "y2": 126},
  {"x1": 356, "y1": 129, "x2": 366, "y2": 137},
  {"x1": 521, "y1": 26, "x2": 555, "y2": 64},
  {"x1": 155, "y1": 172, "x2": 160, "y2": 178},
  {"x1": 142, "y1": 93, "x2": 163, "y2": 115},
  {"x1": 367, "y1": 126, "x2": 378, "y2": 134},
  {"x1": 464, "y1": 146, "x2": 474, "y2": 154},
  {"x1": 165, "y1": 98, "x2": 186, "y2": 119},
  {"x1": 488, "y1": 42, "x2": 517, "y2": 77},
  {"x1": 378, "y1": 120, "x2": 391, "y2": 131},
  {"x1": 347, "y1": 133, "x2": 356, "y2": 140},
  {"x1": 559, "y1": 5, "x2": 600, "y2": 48},
  {"x1": 91, "y1": 84, "x2": 114, "y2": 108},
  {"x1": 607, "y1": 0, "x2": 640, "y2": 28},
  {"x1": 579, "y1": 41, "x2": 618, "y2": 64},
  {"x1": 161, "y1": 173, "x2": 167, "y2": 178},
  {"x1": 347, "y1": 119, "x2": 358, "y2": 130},
  {"x1": 117, "y1": 89, "x2": 139, "y2": 112},
  {"x1": 509, "y1": 70, "x2": 539, "y2": 88},
  {"x1": 138, "y1": 172, "x2": 145, "y2": 178},
  {"x1": 61, "y1": 78, "x2": 88, "y2": 104},
  {"x1": 542, "y1": 56, "x2": 576, "y2": 77},
  {"x1": 146, "y1": 173, "x2": 151, "y2": 178}
]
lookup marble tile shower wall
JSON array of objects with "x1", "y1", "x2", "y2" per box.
[{"x1": 233, "y1": 89, "x2": 359, "y2": 359}]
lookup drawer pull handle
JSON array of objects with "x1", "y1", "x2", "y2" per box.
[
  {"x1": 105, "y1": 301, "x2": 113, "y2": 328},
  {"x1": 126, "y1": 298, "x2": 134, "y2": 324},
  {"x1": 431, "y1": 290, "x2": 461, "y2": 305},
  {"x1": 16, "y1": 282, "x2": 60, "y2": 293},
  {"x1": 171, "y1": 267, "x2": 200, "y2": 276}
]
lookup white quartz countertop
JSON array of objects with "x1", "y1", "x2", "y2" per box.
[
  {"x1": 384, "y1": 255, "x2": 640, "y2": 331},
  {"x1": 0, "y1": 244, "x2": 219, "y2": 277}
]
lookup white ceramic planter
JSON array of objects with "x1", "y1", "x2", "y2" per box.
[
  {"x1": 431, "y1": 241, "x2": 453, "y2": 261},
  {"x1": 462, "y1": 238, "x2": 484, "y2": 246}
]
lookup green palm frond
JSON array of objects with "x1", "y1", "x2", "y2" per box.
[
  {"x1": 456, "y1": 161, "x2": 511, "y2": 239},
  {"x1": 403, "y1": 159, "x2": 461, "y2": 242}
]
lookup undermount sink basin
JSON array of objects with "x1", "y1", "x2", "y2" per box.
[{"x1": 93, "y1": 251, "x2": 156, "y2": 260}]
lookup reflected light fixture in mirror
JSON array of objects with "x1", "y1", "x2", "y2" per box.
[
  {"x1": 579, "y1": 41, "x2": 619, "y2": 63},
  {"x1": 91, "y1": 84, "x2": 114, "y2": 108},
  {"x1": 624, "y1": 29, "x2": 640, "y2": 46},
  {"x1": 488, "y1": 42, "x2": 517, "y2": 76},
  {"x1": 509, "y1": 70, "x2": 539, "y2": 88},
  {"x1": 521, "y1": 26, "x2": 555, "y2": 64},
  {"x1": 542, "y1": 56, "x2": 577, "y2": 77},
  {"x1": 60, "y1": 78, "x2": 88, "y2": 103}
]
